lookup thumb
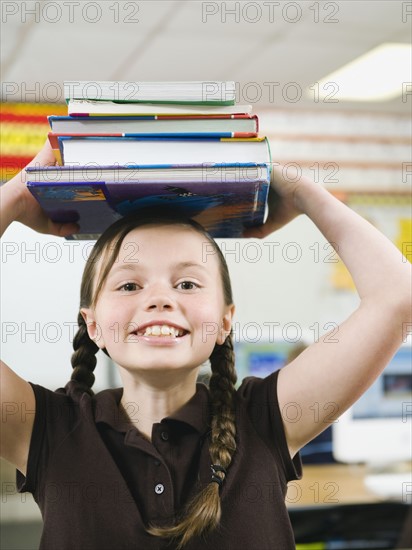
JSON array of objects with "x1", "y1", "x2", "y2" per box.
[{"x1": 27, "y1": 140, "x2": 57, "y2": 170}]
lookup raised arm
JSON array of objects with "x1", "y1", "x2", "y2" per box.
[
  {"x1": 0, "y1": 140, "x2": 79, "y2": 238},
  {"x1": 1, "y1": 143, "x2": 79, "y2": 475},
  {"x1": 245, "y1": 164, "x2": 412, "y2": 457}
]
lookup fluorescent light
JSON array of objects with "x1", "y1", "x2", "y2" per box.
[{"x1": 311, "y1": 43, "x2": 411, "y2": 101}]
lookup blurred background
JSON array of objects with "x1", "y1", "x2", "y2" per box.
[{"x1": 1, "y1": 1, "x2": 411, "y2": 548}]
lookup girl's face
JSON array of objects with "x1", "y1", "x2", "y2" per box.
[{"x1": 81, "y1": 225, "x2": 234, "y2": 375}]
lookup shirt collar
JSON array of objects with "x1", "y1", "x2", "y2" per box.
[{"x1": 93, "y1": 383, "x2": 211, "y2": 436}]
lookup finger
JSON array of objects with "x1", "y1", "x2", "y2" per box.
[
  {"x1": 27, "y1": 140, "x2": 57, "y2": 169},
  {"x1": 242, "y1": 225, "x2": 270, "y2": 239},
  {"x1": 33, "y1": 210, "x2": 80, "y2": 237},
  {"x1": 47, "y1": 221, "x2": 80, "y2": 238}
]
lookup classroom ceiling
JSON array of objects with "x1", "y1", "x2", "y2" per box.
[{"x1": 1, "y1": 0, "x2": 411, "y2": 114}]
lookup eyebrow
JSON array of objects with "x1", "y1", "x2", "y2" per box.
[
  {"x1": 108, "y1": 263, "x2": 139, "y2": 276},
  {"x1": 175, "y1": 261, "x2": 209, "y2": 272},
  {"x1": 109, "y1": 261, "x2": 209, "y2": 276}
]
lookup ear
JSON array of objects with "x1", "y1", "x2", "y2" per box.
[
  {"x1": 217, "y1": 304, "x2": 235, "y2": 345},
  {"x1": 80, "y1": 308, "x2": 106, "y2": 349}
]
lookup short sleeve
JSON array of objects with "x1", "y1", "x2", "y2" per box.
[
  {"x1": 16, "y1": 382, "x2": 47, "y2": 494},
  {"x1": 236, "y1": 369, "x2": 302, "y2": 482},
  {"x1": 16, "y1": 382, "x2": 77, "y2": 496}
]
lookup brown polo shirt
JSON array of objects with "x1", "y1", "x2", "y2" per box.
[{"x1": 17, "y1": 369, "x2": 302, "y2": 549}]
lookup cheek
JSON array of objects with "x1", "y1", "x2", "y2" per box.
[
  {"x1": 94, "y1": 303, "x2": 131, "y2": 346},
  {"x1": 192, "y1": 302, "x2": 225, "y2": 345}
]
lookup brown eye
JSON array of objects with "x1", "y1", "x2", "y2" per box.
[
  {"x1": 177, "y1": 281, "x2": 198, "y2": 290},
  {"x1": 120, "y1": 282, "x2": 138, "y2": 292}
]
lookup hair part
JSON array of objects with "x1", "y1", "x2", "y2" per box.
[{"x1": 66, "y1": 210, "x2": 237, "y2": 547}]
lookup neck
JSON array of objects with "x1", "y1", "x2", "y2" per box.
[{"x1": 117, "y1": 367, "x2": 200, "y2": 441}]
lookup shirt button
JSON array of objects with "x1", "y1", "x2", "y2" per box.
[
  {"x1": 160, "y1": 431, "x2": 169, "y2": 441},
  {"x1": 155, "y1": 483, "x2": 164, "y2": 495},
  {"x1": 153, "y1": 459, "x2": 161, "y2": 466}
]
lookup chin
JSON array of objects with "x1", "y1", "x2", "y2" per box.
[{"x1": 120, "y1": 360, "x2": 200, "y2": 374}]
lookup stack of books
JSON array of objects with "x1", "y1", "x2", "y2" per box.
[{"x1": 25, "y1": 81, "x2": 272, "y2": 239}]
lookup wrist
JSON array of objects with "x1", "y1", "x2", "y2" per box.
[
  {"x1": 2, "y1": 175, "x2": 26, "y2": 222},
  {"x1": 294, "y1": 176, "x2": 331, "y2": 215}
]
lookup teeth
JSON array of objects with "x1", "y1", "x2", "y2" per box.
[{"x1": 143, "y1": 325, "x2": 183, "y2": 337}]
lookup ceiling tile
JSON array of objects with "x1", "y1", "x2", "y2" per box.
[
  {"x1": 1, "y1": 0, "x2": 410, "y2": 112},
  {"x1": 120, "y1": 30, "x2": 258, "y2": 81}
]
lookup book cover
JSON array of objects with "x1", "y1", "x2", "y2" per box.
[
  {"x1": 50, "y1": 135, "x2": 271, "y2": 167},
  {"x1": 26, "y1": 179, "x2": 270, "y2": 240},
  {"x1": 67, "y1": 100, "x2": 253, "y2": 116},
  {"x1": 64, "y1": 81, "x2": 236, "y2": 105},
  {"x1": 47, "y1": 114, "x2": 259, "y2": 136}
]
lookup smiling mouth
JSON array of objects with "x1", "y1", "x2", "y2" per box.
[{"x1": 133, "y1": 325, "x2": 188, "y2": 338}]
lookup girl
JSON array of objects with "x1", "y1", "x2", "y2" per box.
[{"x1": 1, "y1": 142, "x2": 410, "y2": 549}]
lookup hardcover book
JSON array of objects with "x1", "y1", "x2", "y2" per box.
[
  {"x1": 64, "y1": 81, "x2": 236, "y2": 105},
  {"x1": 25, "y1": 163, "x2": 270, "y2": 185},
  {"x1": 48, "y1": 135, "x2": 271, "y2": 167},
  {"x1": 26, "y1": 178, "x2": 270, "y2": 240},
  {"x1": 67, "y1": 99, "x2": 252, "y2": 116},
  {"x1": 47, "y1": 114, "x2": 259, "y2": 137}
]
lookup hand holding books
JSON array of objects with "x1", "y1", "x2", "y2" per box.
[
  {"x1": 2, "y1": 141, "x2": 79, "y2": 238},
  {"x1": 242, "y1": 164, "x2": 306, "y2": 239}
]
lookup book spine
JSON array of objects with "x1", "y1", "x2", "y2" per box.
[
  {"x1": 57, "y1": 135, "x2": 264, "y2": 143},
  {"x1": 53, "y1": 132, "x2": 258, "y2": 138},
  {"x1": 153, "y1": 114, "x2": 253, "y2": 120}
]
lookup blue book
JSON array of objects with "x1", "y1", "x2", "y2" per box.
[{"x1": 26, "y1": 175, "x2": 270, "y2": 240}]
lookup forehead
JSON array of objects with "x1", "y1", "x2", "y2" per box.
[{"x1": 109, "y1": 224, "x2": 221, "y2": 271}]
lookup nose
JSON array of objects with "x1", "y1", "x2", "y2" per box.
[{"x1": 143, "y1": 283, "x2": 176, "y2": 311}]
